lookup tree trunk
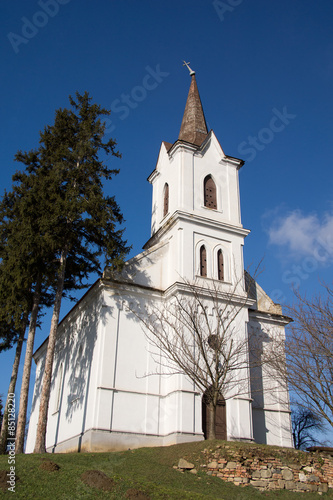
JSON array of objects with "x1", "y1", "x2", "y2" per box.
[
  {"x1": 16, "y1": 274, "x2": 42, "y2": 454},
  {"x1": 33, "y1": 249, "x2": 67, "y2": 453},
  {"x1": 207, "y1": 402, "x2": 216, "y2": 440},
  {"x1": 0, "y1": 313, "x2": 28, "y2": 454}
]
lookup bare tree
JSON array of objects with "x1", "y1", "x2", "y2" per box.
[
  {"x1": 270, "y1": 284, "x2": 333, "y2": 430},
  {"x1": 128, "y1": 274, "x2": 263, "y2": 440},
  {"x1": 292, "y1": 406, "x2": 325, "y2": 450}
]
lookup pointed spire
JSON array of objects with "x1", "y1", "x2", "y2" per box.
[{"x1": 178, "y1": 63, "x2": 208, "y2": 146}]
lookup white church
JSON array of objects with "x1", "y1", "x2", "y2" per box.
[{"x1": 26, "y1": 67, "x2": 293, "y2": 453}]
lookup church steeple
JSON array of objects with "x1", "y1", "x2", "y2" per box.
[{"x1": 178, "y1": 63, "x2": 208, "y2": 147}]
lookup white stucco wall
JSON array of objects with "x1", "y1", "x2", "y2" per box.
[
  {"x1": 26, "y1": 127, "x2": 293, "y2": 453},
  {"x1": 248, "y1": 311, "x2": 292, "y2": 448}
]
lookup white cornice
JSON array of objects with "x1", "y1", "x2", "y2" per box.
[
  {"x1": 144, "y1": 210, "x2": 250, "y2": 249},
  {"x1": 176, "y1": 211, "x2": 250, "y2": 236},
  {"x1": 249, "y1": 309, "x2": 292, "y2": 326},
  {"x1": 167, "y1": 140, "x2": 199, "y2": 159},
  {"x1": 220, "y1": 155, "x2": 245, "y2": 169},
  {"x1": 147, "y1": 169, "x2": 160, "y2": 183},
  {"x1": 163, "y1": 280, "x2": 256, "y2": 307}
]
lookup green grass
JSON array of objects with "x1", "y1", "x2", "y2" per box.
[{"x1": 0, "y1": 440, "x2": 332, "y2": 499}]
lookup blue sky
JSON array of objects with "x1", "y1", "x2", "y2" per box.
[{"x1": 1, "y1": 0, "x2": 333, "y2": 440}]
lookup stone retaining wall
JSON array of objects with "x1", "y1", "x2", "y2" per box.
[{"x1": 178, "y1": 445, "x2": 333, "y2": 493}]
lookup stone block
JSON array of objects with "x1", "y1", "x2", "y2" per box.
[
  {"x1": 318, "y1": 483, "x2": 328, "y2": 493},
  {"x1": 268, "y1": 482, "x2": 279, "y2": 489},
  {"x1": 297, "y1": 482, "x2": 311, "y2": 491},
  {"x1": 207, "y1": 461, "x2": 218, "y2": 469},
  {"x1": 252, "y1": 470, "x2": 261, "y2": 478},
  {"x1": 277, "y1": 479, "x2": 285, "y2": 489},
  {"x1": 299, "y1": 473, "x2": 307, "y2": 482},
  {"x1": 285, "y1": 480, "x2": 296, "y2": 490},
  {"x1": 308, "y1": 474, "x2": 319, "y2": 482},
  {"x1": 178, "y1": 459, "x2": 194, "y2": 469},
  {"x1": 261, "y1": 469, "x2": 272, "y2": 479},
  {"x1": 250, "y1": 480, "x2": 268, "y2": 488},
  {"x1": 282, "y1": 469, "x2": 293, "y2": 481},
  {"x1": 225, "y1": 461, "x2": 237, "y2": 469},
  {"x1": 289, "y1": 463, "x2": 302, "y2": 470}
]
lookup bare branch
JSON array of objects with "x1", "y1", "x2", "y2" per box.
[
  {"x1": 127, "y1": 270, "x2": 270, "y2": 439},
  {"x1": 268, "y1": 283, "x2": 333, "y2": 429}
]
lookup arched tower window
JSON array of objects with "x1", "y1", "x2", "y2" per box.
[
  {"x1": 163, "y1": 183, "x2": 169, "y2": 217},
  {"x1": 204, "y1": 175, "x2": 217, "y2": 209},
  {"x1": 217, "y1": 249, "x2": 224, "y2": 281},
  {"x1": 200, "y1": 245, "x2": 207, "y2": 277}
]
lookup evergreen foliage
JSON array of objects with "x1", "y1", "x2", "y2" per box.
[{"x1": 0, "y1": 91, "x2": 130, "y2": 454}]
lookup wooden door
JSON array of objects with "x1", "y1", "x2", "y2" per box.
[
  {"x1": 202, "y1": 393, "x2": 227, "y2": 440},
  {"x1": 215, "y1": 398, "x2": 227, "y2": 440}
]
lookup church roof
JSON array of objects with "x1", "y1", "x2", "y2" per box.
[
  {"x1": 162, "y1": 141, "x2": 173, "y2": 152},
  {"x1": 178, "y1": 73, "x2": 208, "y2": 147}
]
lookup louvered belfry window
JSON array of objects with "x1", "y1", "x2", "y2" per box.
[
  {"x1": 204, "y1": 175, "x2": 217, "y2": 209},
  {"x1": 200, "y1": 245, "x2": 207, "y2": 277},
  {"x1": 217, "y1": 249, "x2": 224, "y2": 281},
  {"x1": 163, "y1": 183, "x2": 169, "y2": 217}
]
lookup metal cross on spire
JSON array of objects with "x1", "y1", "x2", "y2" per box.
[{"x1": 183, "y1": 61, "x2": 195, "y2": 76}]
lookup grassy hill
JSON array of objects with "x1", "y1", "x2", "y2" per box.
[{"x1": 0, "y1": 440, "x2": 332, "y2": 499}]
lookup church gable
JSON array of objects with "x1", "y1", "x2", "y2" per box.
[
  {"x1": 247, "y1": 275, "x2": 283, "y2": 315},
  {"x1": 112, "y1": 238, "x2": 170, "y2": 290}
]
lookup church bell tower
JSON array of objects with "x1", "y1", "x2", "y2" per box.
[{"x1": 145, "y1": 63, "x2": 249, "y2": 291}]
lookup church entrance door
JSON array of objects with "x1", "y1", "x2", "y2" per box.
[{"x1": 202, "y1": 392, "x2": 227, "y2": 440}]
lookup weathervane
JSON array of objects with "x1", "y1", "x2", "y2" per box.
[{"x1": 183, "y1": 61, "x2": 195, "y2": 76}]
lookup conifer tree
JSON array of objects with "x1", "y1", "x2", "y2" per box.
[
  {"x1": 1, "y1": 91, "x2": 128, "y2": 453},
  {"x1": 11, "y1": 91, "x2": 130, "y2": 453},
  {"x1": 0, "y1": 199, "x2": 34, "y2": 453},
  {"x1": 0, "y1": 175, "x2": 52, "y2": 453}
]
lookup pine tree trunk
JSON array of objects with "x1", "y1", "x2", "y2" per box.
[
  {"x1": 207, "y1": 402, "x2": 216, "y2": 440},
  {"x1": 0, "y1": 313, "x2": 28, "y2": 454},
  {"x1": 33, "y1": 249, "x2": 67, "y2": 454},
  {"x1": 16, "y1": 275, "x2": 42, "y2": 454}
]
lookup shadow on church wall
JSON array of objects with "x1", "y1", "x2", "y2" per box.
[
  {"x1": 249, "y1": 322, "x2": 269, "y2": 444},
  {"x1": 249, "y1": 321, "x2": 288, "y2": 445},
  {"x1": 53, "y1": 259, "x2": 155, "y2": 448},
  {"x1": 52, "y1": 292, "x2": 106, "y2": 449}
]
